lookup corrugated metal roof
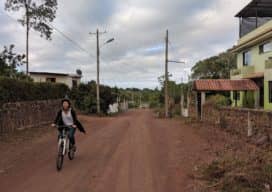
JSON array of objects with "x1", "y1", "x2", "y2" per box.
[
  {"x1": 236, "y1": 0, "x2": 272, "y2": 18},
  {"x1": 193, "y1": 79, "x2": 259, "y2": 91}
]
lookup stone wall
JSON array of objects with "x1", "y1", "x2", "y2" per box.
[
  {"x1": 0, "y1": 100, "x2": 61, "y2": 134},
  {"x1": 201, "y1": 104, "x2": 272, "y2": 138}
]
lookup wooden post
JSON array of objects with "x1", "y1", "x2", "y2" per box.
[
  {"x1": 180, "y1": 93, "x2": 184, "y2": 116},
  {"x1": 201, "y1": 92, "x2": 206, "y2": 121},
  {"x1": 255, "y1": 90, "x2": 260, "y2": 108},
  {"x1": 96, "y1": 29, "x2": 101, "y2": 114},
  {"x1": 247, "y1": 111, "x2": 253, "y2": 137},
  {"x1": 164, "y1": 30, "x2": 169, "y2": 118}
]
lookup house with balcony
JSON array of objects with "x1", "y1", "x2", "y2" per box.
[{"x1": 230, "y1": 0, "x2": 272, "y2": 110}]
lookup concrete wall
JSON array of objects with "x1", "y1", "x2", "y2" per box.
[{"x1": 0, "y1": 100, "x2": 61, "y2": 134}]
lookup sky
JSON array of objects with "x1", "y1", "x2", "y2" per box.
[{"x1": 0, "y1": 0, "x2": 251, "y2": 88}]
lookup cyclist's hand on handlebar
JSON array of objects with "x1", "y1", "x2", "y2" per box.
[
  {"x1": 51, "y1": 123, "x2": 56, "y2": 127},
  {"x1": 72, "y1": 124, "x2": 77, "y2": 128}
]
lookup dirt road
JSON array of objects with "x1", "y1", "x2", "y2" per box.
[{"x1": 0, "y1": 109, "x2": 215, "y2": 192}]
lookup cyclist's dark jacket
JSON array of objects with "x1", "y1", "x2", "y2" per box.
[{"x1": 54, "y1": 108, "x2": 86, "y2": 133}]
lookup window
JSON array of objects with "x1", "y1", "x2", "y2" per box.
[
  {"x1": 243, "y1": 50, "x2": 251, "y2": 66},
  {"x1": 269, "y1": 81, "x2": 272, "y2": 103},
  {"x1": 72, "y1": 80, "x2": 78, "y2": 88},
  {"x1": 259, "y1": 41, "x2": 272, "y2": 54},
  {"x1": 46, "y1": 77, "x2": 56, "y2": 83}
]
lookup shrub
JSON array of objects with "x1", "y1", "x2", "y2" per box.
[
  {"x1": 243, "y1": 91, "x2": 255, "y2": 108},
  {"x1": 0, "y1": 77, "x2": 69, "y2": 105},
  {"x1": 205, "y1": 94, "x2": 229, "y2": 108},
  {"x1": 70, "y1": 81, "x2": 117, "y2": 114}
]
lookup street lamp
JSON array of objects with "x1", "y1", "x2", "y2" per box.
[{"x1": 104, "y1": 38, "x2": 115, "y2": 45}]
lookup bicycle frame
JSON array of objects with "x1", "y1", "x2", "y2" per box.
[{"x1": 58, "y1": 126, "x2": 71, "y2": 156}]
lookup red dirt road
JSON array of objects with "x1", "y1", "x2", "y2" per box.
[{"x1": 0, "y1": 109, "x2": 214, "y2": 192}]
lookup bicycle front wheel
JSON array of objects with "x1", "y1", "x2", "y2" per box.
[{"x1": 56, "y1": 142, "x2": 64, "y2": 171}]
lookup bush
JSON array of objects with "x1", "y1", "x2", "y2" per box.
[
  {"x1": 206, "y1": 94, "x2": 229, "y2": 108},
  {"x1": 0, "y1": 77, "x2": 69, "y2": 105},
  {"x1": 70, "y1": 81, "x2": 117, "y2": 114},
  {"x1": 243, "y1": 91, "x2": 255, "y2": 108}
]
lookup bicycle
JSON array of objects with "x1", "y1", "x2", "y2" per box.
[{"x1": 56, "y1": 125, "x2": 76, "y2": 171}]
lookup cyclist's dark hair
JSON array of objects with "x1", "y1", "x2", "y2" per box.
[{"x1": 61, "y1": 98, "x2": 71, "y2": 108}]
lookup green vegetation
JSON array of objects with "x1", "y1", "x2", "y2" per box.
[
  {"x1": 0, "y1": 44, "x2": 30, "y2": 80},
  {"x1": 243, "y1": 91, "x2": 255, "y2": 108},
  {"x1": 205, "y1": 94, "x2": 231, "y2": 108},
  {"x1": 70, "y1": 81, "x2": 117, "y2": 114},
  {"x1": 192, "y1": 51, "x2": 236, "y2": 80},
  {"x1": 0, "y1": 77, "x2": 69, "y2": 105}
]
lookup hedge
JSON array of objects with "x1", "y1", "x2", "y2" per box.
[{"x1": 0, "y1": 77, "x2": 69, "y2": 104}]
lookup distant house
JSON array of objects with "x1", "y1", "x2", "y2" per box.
[
  {"x1": 29, "y1": 72, "x2": 82, "y2": 89},
  {"x1": 230, "y1": 0, "x2": 272, "y2": 110}
]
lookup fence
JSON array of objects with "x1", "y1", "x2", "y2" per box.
[
  {"x1": 200, "y1": 103, "x2": 272, "y2": 138},
  {"x1": 0, "y1": 100, "x2": 61, "y2": 134}
]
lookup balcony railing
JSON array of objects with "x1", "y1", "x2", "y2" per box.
[
  {"x1": 231, "y1": 65, "x2": 255, "y2": 77},
  {"x1": 241, "y1": 65, "x2": 255, "y2": 74},
  {"x1": 231, "y1": 68, "x2": 241, "y2": 76},
  {"x1": 265, "y1": 59, "x2": 272, "y2": 69}
]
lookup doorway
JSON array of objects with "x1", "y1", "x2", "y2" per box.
[{"x1": 252, "y1": 77, "x2": 264, "y2": 107}]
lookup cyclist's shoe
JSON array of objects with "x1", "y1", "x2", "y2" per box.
[{"x1": 71, "y1": 145, "x2": 76, "y2": 152}]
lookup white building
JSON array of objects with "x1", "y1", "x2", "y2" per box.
[{"x1": 29, "y1": 72, "x2": 82, "y2": 89}]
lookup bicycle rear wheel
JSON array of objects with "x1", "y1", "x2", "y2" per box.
[
  {"x1": 68, "y1": 144, "x2": 75, "y2": 160},
  {"x1": 56, "y1": 142, "x2": 64, "y2": 171}
]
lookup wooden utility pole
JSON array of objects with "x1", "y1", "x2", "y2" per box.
[
  {"x1": 96, "y1": 29, "x2": 101, "y2": 114},
  {"x1": 90, "y1": 29, "x2": 107, "y2": 114},
  {"x1": 165, "y1": 30, "x2": 169, "y2": 118},
  {"x1": 25, "y1": 1, "x2": 30, "y2": 75}
]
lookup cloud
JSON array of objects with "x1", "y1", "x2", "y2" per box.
[{"x1": 0, "y1": 0, "x2": 251, "y2": 88}]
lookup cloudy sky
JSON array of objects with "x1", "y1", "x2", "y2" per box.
[{"x1": 0, "y1": 0, "x2": 250, "y2": 88}]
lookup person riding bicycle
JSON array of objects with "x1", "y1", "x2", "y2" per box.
[{"x1": 52, "y1": 98, "x2": 86, "y2": 150}]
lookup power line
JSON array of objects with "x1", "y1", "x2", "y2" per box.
[
  {"x1": 48, "y1": 23, "x2": 96, "y2": 59},
  {"x1": 1, "y1": 9, "x2": 96, "y2": 60}
]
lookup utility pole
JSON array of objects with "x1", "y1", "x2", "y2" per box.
[
  {"x1": 96, "y1": 29, "x2": 100, "y2": 114},
  {"x1": 90, "y1": 29, "x2": 107, "y2": 114},
  {"x1": 25, "y1": 1, "x2": 30, "y2": 75},
  {"x1": 165, "y1": 29, "x2": 169, "y2": 118},
  {"x1": 164, "y1": 29, "x2": 185, "y2": 118},
  {"x1": 140, "y1": 94, "x2": 142, "y2": 108}
]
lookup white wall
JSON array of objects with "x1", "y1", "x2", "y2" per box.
[{"x1": 30, "y1": 74, "x2": 80, "y2": 89}]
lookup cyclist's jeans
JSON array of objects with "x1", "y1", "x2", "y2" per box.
[{"x1": 58, "y1": 127, "x2": 76, "y2": 145}]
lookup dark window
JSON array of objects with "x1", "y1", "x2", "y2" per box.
[
  {"x1": 46, "y1": 77, "x2": 56, "y2": 83},
  {"x1": 269, "y1": 81, "x2": 272, "y2": 103},
  {"x1": 72, "y1": 80, "x2": 78, "y2": 88},
  {"x1": 234, "y1": 91, "x2": 240, "y2": 100},
  {"x1": 243, "y1": 50, "x2": 251, "y2": 66},
  {"x1": 259, "y1": 41, "x2": 272, "y2": 54}
]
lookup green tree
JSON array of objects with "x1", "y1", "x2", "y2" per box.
[
  {"x1": 0, "y1": 44, "x2": 31, "y2": 80},
  {"x1": 191, "y1": 52, "x2": 236, "y2": 80},
  {"x1": 5, "y1": 0, "x2": 58, "y2": 74}
]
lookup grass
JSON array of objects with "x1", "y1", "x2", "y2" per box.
[{"x1": 200, "y1": 150, "x2": 272, "y2": 192}]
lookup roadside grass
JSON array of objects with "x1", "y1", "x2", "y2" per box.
[{"x1": 199, "y1": 149, "x2": 272, "y2": 192}]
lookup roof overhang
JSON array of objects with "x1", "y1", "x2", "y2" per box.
[
  {"x1": 236, "y1": 0, "x2": 272, "y2": 18},
  {"x1": 29, "y1": 72, "x2": 69, "y2": 77},
  {"x1": 242, "y1": 72, "x2": 264, "y2": 79},
  {"x1": 193, "y1": 79, "x2": 259, "y2": 92},
  {"x1": 29, "y1": 72, "x2": 82, "y2": 78}
]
